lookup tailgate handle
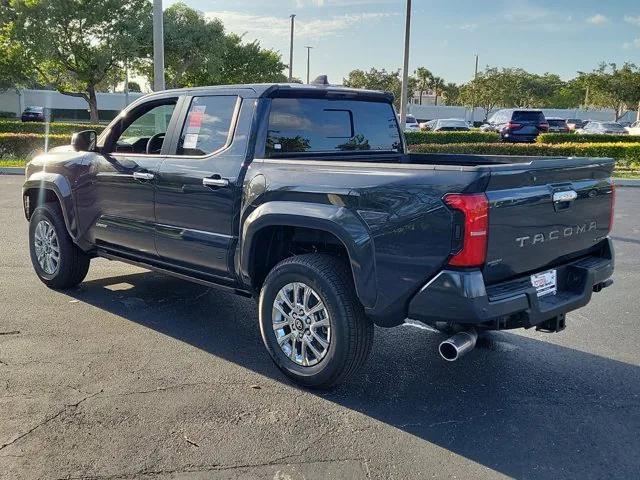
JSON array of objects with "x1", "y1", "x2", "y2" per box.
[{"x1": 553, "y1": 190, "x2": 577, "y2": 203}]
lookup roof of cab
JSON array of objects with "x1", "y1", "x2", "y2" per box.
[{"x1": 138, "y1": 83, "x2": 394, "y2": 102}]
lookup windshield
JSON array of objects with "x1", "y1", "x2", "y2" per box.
[
  {"x1": 438, "y1": 119, "x2": 468, "y2": 127},
  {"x1": 512, "y1": 111, "x2": 545, "y2": 122},
  {"x1": 267, "y1": 97, "x2": 402, "y2": 156}
]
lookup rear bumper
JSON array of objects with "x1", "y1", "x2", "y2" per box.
[{"x1": 408, "y1": 239, "x2": 614, "y2": 330}]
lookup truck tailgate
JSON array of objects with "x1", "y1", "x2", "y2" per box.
[{"x1": 482, "y1": 157, "x2": 614, "y2": 284}]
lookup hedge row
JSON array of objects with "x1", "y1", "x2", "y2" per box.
[
  {"x1": 0, "y1": 120, "x2": 105, "y2": 135},
  {"x1": 409, "y1": 142, "x2": 640, "y2": 167},
  {"x1": 537, "y1": 133, "x2": 640, "y2": 144},
  {"x1": 0, "y1": 133, "x2": 70, "y2": 159},
  {"x1": 404, "y1": 131, "x2": 500, "y2": 145}
]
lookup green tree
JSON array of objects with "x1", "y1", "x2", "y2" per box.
[
  {"x1": 458, "y1": 67, "x2": 506, "y2": 120},
  {"x1": 578, "y1": 63, "x2": 640, "y2": 120},
  {"x1": 6, "y1": 0, "x2": 151, "y2": 122},
  {"x1": 414, "y1": 67, "x2": 433, "y2": 105},
  {"x1": 430, "y1": 76, "x2": 446, "y2": 106},
  {"x1": 343, "y1": 68, "x2": 416, "y2": 109},
  {"x1": 441, "y1": 82, "x2": 460, "y2": 106},
  {"x1": 139, "y1": 3, "x2": 286, "y2": 88}
]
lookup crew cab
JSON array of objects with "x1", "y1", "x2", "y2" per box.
[{"x1": 23, "y1": 83, "x2": 615, "y2": 388}]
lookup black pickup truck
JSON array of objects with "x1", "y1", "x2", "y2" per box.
[{"x1": 23, "y1": 83, "x2": 615, "y2": 388}]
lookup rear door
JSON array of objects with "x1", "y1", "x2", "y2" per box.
[
  {"x1": 482, "y1": 159, "x2": 614, "y2": 284},
  {"x1": 154, "y1": 93, "x2": 252, "y2": 279}
]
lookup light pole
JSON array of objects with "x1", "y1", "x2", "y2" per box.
[
  {"x1": 470, "y1": 53, "x2": 478, "y2": 124},
  {"x1": 288, "y1": 14, "x2": 296, "y2": 82},
  {"x1": 399, "y1": 0, "x2": 412, "y2": 129},
  {"x1": 153, "y1": 0, "x2": 165, "y2": 91},
  {"x1": 305, "y1": 46, "x2": 313, "y2": 84}
]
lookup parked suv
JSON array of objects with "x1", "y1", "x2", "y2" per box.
[
  {"x1": 547, "y1": 117, "x2": 570, "y2": 133},
  {"x1": 486, "y1": 109, "x2": 549, "y2": 142}
]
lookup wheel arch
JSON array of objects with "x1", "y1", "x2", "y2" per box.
[
  {"x1": 239, "y1": 202, "x2": 377, "y2": 308},
  {"x1": 23, "y1": 172, "x2": 77, "y2": 240}
]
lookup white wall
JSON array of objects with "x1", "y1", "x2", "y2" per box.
[
  {"x1": 407, "y1": 104, "x2": 638, "y2": 123},
  {"x1": 0, "y1": 89, "x2": 145, "y2": 116}
]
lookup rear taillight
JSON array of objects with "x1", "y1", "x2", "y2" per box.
[
  {"x1": 443, "y1": 193, "x2": 489, "y2": 267},
  {"x1": 609, "y1": 181, "x2": 616, "y2": 233},
  {"x1": 506, "y1": 122, "x2": 523, "y2": 131}
]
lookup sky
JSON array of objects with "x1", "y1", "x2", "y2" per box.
[{"x1": 166, "y1": 0, "x2": 640, "y2": 85}]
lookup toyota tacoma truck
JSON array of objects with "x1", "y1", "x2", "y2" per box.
[{"x1": 23, "y1": 83, "x2": 615, "y2": 388}]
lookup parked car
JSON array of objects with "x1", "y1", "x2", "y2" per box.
[
  {"x1": 625, "y1": 120, "x2": 640, "y2": 135},
  {"x1": 431, "y1": 118, "x2": 470, "y2": 132},
  {"x1": 546, "y1": 117, "x2": 570, "y2": 133},
  {"x1": 399, "y1": 113, "x2": 420, "y2": 132},
  {"x1": 21, "y1": 106, "x2": 46, "y2": 122},
  {"x1": 486, "y1": 109, "x2": 549, "y2": 142},
  {"x1": 22, "y1": 83, "x2": 615, "y2": 388},
  {"x1": 419, "y1": 119, "x2": 437, "y2": 131},
  {"x1": 566, "y1": 119, "x2": 587, "y2": 131},
  {"x1": 577, "y1": 121, "x2": 629, "y2": 135}
]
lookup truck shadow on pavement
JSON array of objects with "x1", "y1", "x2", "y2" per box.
[{"x1": 67, "y1": 270, "x2": 640, "y2": 480}]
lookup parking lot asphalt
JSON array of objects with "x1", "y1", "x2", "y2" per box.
[{"x1": 0, "y1": 174, "x2": 639, "y2": 480}]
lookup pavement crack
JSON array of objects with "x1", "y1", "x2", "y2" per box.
[
  {"x1": 0, "y1": 389, "x2": 102, "y2": 452},
  {"x1": 0, "y1": 330, "x2": 20, "y2": 336}
]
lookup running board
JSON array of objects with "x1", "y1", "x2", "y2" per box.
[{"x1": 96, "y1": 249, "x2": 253, "y2": 298}]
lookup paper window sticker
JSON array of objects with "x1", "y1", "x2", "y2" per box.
[
  {"x1": 186, "y1": 105, "x2": 207, "y2": 133},
  {"x1": 274, "y1": 143, "x2": 282, "y2": 150},
  {"x1": 183, "y1": 133, "x2": 199, "y2": 150}
]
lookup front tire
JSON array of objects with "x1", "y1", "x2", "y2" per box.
[
  {"x1": 29, "y1": 203, "x2": 90, "y2": 289},
  {"x1": 259, "y1": 254, "x2": 373, "y2": 389}
]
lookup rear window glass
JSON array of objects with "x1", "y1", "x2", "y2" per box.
[
  {"x1": 548, "y1": 119, "x2": 566, "y2": 126},
  {"x1": 602, "y1": 123, "x2": 625, "y2": 130},
  {"x1": 512, "y1": 111, "x2": 545, "y2": 122},
  {"x1": 266, "y1": 98, "x2": 402, "y2": 156}
]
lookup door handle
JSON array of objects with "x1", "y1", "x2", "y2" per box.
[
  {"x1": 133, "y1": 172, "x2": 154, "y2": 181},
  {"x1": 202, "y1": 177, "x2": 229, "y2": 188}
]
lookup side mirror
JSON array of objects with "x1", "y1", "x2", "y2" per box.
[{"x1": 71, "y1": 130, "x2": 97, "y2": 152}]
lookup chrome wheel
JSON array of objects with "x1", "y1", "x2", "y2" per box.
[
  {"x1": 272, "y1": 282, "x2": 331, "y2": 367},
  {"x1": 33, "y1": 219, "x2": 60, "y2": 275}
]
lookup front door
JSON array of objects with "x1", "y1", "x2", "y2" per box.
[
  {"x1": 154, "y1": 94, "x2": 248, "y2": 279},
  {"x1": 77, "y1": 98, "x2": 180, "y2": 258}
]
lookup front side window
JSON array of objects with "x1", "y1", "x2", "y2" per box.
[
  {"x1": 112, "y1": 102, "x2": 177, "y2": 154},
  {"x1": 266, "y1": 97, "x2": 401, "y2": 156},
  {"x1": 177, "y1": 96, "x2": 238, "y2": 156}
]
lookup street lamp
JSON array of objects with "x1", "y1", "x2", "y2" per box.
[
  {"x1": 153, "y1": 0, "x2": 165, "y2": 91},
  {"x1": 399, "y1": 0, "x2": 412, "y2": 129},
  {"x1": 305, "y1": 46, "x2": 313, "y2": 84},
  {"x1": 288, "y1": 14, "x2": 296, "y2": 82}
]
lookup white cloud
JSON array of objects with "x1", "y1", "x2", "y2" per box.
[
  {"x1": 624, "y1": 15, "x2": 640, "y2": 27},
  {"x1": 587, "y1": 14, "x2": 608, "y2": 25},
  {"x1": 294, "y1": 0, "x2": 392, "y2": 6},
  {"x1": 623, "y1": 38, "x2": 640, "y2": 49},
  {"x1": 459, "y1": 23, "x2": 478, "y2": 32},
  {"x1": 205, "y1": 10, "x2": 394, "y2": 41}
]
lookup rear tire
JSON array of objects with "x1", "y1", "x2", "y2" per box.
[
  {"x1": 29, "y1": 203, "x2": 90, "y2": 289},
  {"x1": 259, "y1": 254, "x2": 373, "y2": 389}
]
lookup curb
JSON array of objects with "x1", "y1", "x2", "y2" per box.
[
  {"x1": 0, "y1": 167, "x2": 24, "y2": 175},
  {"x1": 614, "y1": 179, "x2": 640, "y2": 188}
]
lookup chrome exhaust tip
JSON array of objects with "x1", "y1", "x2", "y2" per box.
[{"x1": 439, "y1": 329, "x2": 478, "y2": 362}]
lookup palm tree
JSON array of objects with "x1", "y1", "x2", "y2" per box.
[
  {"x1": 414, "y1": 67, "x2": 433, "y2": 105},
  {"x1": 430, "y1": 76, "x2": 446, "y2": 106}
]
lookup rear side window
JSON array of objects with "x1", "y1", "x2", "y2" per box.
[
  {"x1": 178, "y1": 96, "x2": 238, "y2": 156},
  {"x1": 266, "y1": 98, "x2": 402, "y2": 156},
  {"x1": 512, "y1": 111, "x2": 545, "y2": 123}
]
